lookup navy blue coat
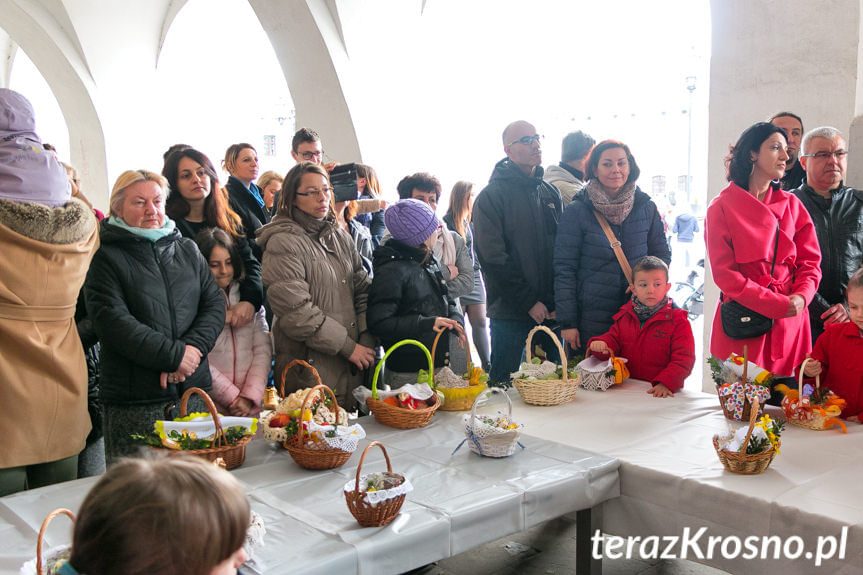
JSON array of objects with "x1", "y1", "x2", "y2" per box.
[{"x1": 554, "y1": 187, "x2": 671, "y2": 344}]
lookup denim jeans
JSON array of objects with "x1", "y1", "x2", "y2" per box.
[{"x1": 489, "y1": 318, "x2": 561, "y2": 385}]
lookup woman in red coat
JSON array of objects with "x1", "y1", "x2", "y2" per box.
[{"x1": 706, "y1": 122, "x2": 821, "y2": 381}]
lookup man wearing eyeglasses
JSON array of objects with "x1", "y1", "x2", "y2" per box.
[
  {"x1": 791, "y1": 126, "x2": 863, "y2": 340},
  {"x1": 769, "y1": 111, "x2": 806, "y2": 190},
  {"x1": 473, "y1": 120, "x2": 564, "y2": 385}
]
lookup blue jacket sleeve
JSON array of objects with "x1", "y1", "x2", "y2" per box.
[{"x1": 553, "y1": 202, "x2": 585, "y2": 330}]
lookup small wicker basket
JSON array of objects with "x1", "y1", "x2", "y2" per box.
[
  {"x1": 576, "y1": 349, "x2": 619, "y2": 392},
  {"x1": 280, "y1": 362, "x2": 354, "y2": 470},
  {"x1": 464, "y1": 388, "x2": 522, "y2": 458},
  {"x1": 512, "y1": 325, "x2": 579, "y2": 406},
  {"x1": 713, "y1": 401, "x2": 778, "y2": 475},
  {"x1": 153, "y1": 387, "x2": 252, "y2": 470},
  {"x1": 18, "y1": 508, "x2": 75, "y2": 575},
  {"x1": 431, "y1": 327, "x2": 487, "y2": 411},
  {"x1": 344, "y1": 441, "x2": 408, "y2": 527},
  {"x1": 367, "y1": 339, "x2": 440, "y2": 429},
  {"x1": 714, "y1": 345, "x2": 766, "y2": 422},
  {"x1": 783, "y1": 358, "x2": 838, "y2": 431}
]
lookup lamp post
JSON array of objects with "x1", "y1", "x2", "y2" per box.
[{"x1": 685, "y1": 75, "x2": 696, "y2": 208}]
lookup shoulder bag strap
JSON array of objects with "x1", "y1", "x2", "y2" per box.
[
  {"x1": 593, "y1": 210, "x2": 633, "y2": 287},
  {"x1": 769, "y1": 220, "x2": 780, "y2": 276}
]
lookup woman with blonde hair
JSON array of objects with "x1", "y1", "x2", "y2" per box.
[
  {"x1": 257, "y1": 170, "x2": 283, "y2": 213},
  {"x1": 258, "y1": 162, "x2": 376, "y2": 408},
  {"x1": 223, "y1": 143, "x2": 268, "y2": 260},
  {"x1": 355, "y1": 163, "x2": 387, "y2": 246},
  {"x1": 444, "y1": 181, "x2": 491, "y2": 371},
  {"x1": 163, "y1": 147, "x2": 263, "y2": 326},
  {"x1": 84, "y1": 170, "x2": 224, "y2": 462}
]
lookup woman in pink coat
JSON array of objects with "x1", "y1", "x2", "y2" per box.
[
  {"x1": 706, "y1": 122, "x2": 821, "y2": 383},
  {"x1": 195, "y1": 228, "x2": 272, "y2": 416}
]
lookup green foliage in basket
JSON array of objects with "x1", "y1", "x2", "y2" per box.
[
  {"x1": 132, "y1": 426, "x2": 249, "y2": 450},
  {"x1": 746, "y1": 416, "x2": 784, "y2": 455}
]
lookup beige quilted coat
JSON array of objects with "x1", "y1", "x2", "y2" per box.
[{"x1": 258, "y1": 209, "x2": 374, "y2": 409}]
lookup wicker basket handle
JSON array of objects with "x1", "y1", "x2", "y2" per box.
[
  {"x1": 280, "y1": 359, "x2": 324, "y2": 397},
  {"x1": 179, "y1": 387, "x2": 225, "y2": 449},
  {"x1": 797, "y1": 357, "x2": 820, "y2": 398},
  {"x1": 431, "y1": 325, "x2": 472, "y2": 375},
  {"x1": 295, "y1": 384, "x2": 340, "y2": 445},
  {"x1": 470, "y1": 387, "x2": 513, "y2": 429},
  {"x1": 737, "y1": 395, "x2": 761, "y2": 453},
  {"x1": 370, "y1": 339, "x2": 434, "y2": 399},
  {"x1": 524, "y1": 325, "x2": 569, "y2": 382},
  {"x1": 353, "y1": 441, "x2": 393, "y2": 495},
  {"x1": 36, "y1": 508, "x2": 75, "y2": 575}
]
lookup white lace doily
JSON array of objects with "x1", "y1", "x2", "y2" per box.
[{"x1": 343, "y1": 476, "x2": 414, "y2": 507}]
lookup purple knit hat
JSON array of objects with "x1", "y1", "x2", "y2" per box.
[
  {"x1": 385, "y1": 198, "x2": 439, "y2": 246},
  {"x1": 0, "y1": 88, "x2": 70, "y2": 207}
]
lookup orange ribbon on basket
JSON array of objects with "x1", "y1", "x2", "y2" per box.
[{"x1": 611, "y1": 356, "x2": 629, "y2": 384}]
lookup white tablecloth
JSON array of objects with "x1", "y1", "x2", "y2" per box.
[
  {"x1": 514, "y1": 379, "x2": 863, "y2": 575},
  {"x1": 0, "y1": 410, "x2": 619, "y2": 575}
]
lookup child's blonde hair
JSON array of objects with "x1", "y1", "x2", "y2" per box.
[
  {"x1": 70, "y1": 455, "x2": 249, "y2": 575},
  {"x1": 847, "y1": 267, "x2": 863, "y2": 295}
]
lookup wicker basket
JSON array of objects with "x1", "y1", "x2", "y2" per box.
[
  {"x1": 782, "y1": 358, "x2": 836, "y2": 431},
  {"x1": 713, "y1": 402, "x2": 778, "y2": 475},
  {"x1": 716, "y1": 385, "x2": 765, "y2": 422},
  {"x1": 576, "y1": 350, "x2": 619, "y2": 392},
  {"x1": 464, "y1": 387, "x2": 522, "y2": 458},
  {"x1": 152, "y1": 387, "x2": 252, "y2": 470},
  {"x1": 431, "y1": 327, "x2": 487, "y2": 411},
  {"x1": 19, "y1": 508, "x2": 75, "y2": 575},
  {"x1": 512, "y1": 325, "x2": 579, "y2": 406},
  {"x1": 344, "y1": 441, "x2": 408, "y2": 527},
  {"x1": 367, "y1": 339, "x2": 440, "y2": 429},
  {"x1": 280, "y1": 362, "x2": 354, "y2": 470}
]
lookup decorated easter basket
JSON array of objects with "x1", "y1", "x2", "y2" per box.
[
  {"x1": 19, "y1": 509, "x2": 74, "y2": 575},
  {"x1": 463, "y1": 387, "x2": 523, "y2": 458},
  {"x1": 711, "y1": 346, "x2": 770, "y2": 422},
  {"x1": 777, "y1": 358, "x2": 848, "y2": 433},
  {"x1": 431, "y1": 326, "x2": 487, "y2": 411},
  {"x1": 367, "y1": 339, "x2": 440, "y2": 429},
  {"x1": 512, "y1": 325, "x2": 579, "y2": 406},
  {"x1": 149, "y1": 387, "x2": 253, "y2": 470},
  {"x1": 344, "y1": 441, "x2": 412, "y2": 527},
  {"x1": 713, "y1": 400, "x2": 780, "y2": 475},
  {"x1": 281, "y1": 372, "x2": 361, "y2": 470},
  {"x1": 576, "y1": 349, "x2": 627, "y2": 391}
]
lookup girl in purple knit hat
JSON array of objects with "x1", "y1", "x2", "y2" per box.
[{"x1": 367, "y1": 198, "x2": 466, "y2": 386}]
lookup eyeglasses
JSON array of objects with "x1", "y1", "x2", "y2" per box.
[
  {"x1": 299, "y1": 150, "x2": 324, "y2": 160},
  {"x1": 507, "y1": 134, "x2": 543, "y2": 147},
  {"x1": 801, "y1": 150, "x2": 848, "y2": 161},
  {"x1": 295, "y1": 187, "x2": 333, "y2": 198}
]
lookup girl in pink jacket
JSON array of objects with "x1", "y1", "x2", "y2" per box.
[{"x1": 196, "y1": 228, "x2": 272, "y2": 416}]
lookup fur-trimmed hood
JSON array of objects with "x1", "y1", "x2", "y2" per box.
[{"x1": 0, "y1": 197, "x2": 96, "y2": 244}]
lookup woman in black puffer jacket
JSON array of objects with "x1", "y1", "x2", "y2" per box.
[
  {"x1": 554, "y1": 140, "x2": 671, "y2": 352},
  {"x1": 367, "y1": 199, "x2": 464, "y2": 383},
  {"x1": 85, "y1": 170, "x2": 224, "y2": 462}
]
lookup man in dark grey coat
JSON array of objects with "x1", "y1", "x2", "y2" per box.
[
  {"x1": 792, "y1": 126, "x2": 863, "y2": 341},
  {"x1": 473, "y1": 120, "x2": 564, "y2": 385}
]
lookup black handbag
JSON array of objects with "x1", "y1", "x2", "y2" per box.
[{"x1": 720, "y1": 221, "x2": 780, "y2": 340}]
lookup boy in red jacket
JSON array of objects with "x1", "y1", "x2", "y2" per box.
[
  {"x1": 588, "y1": 256, "x2": 695, "y2": 397},
  {"x1": 801, "y1": 268, "x2": 863, "y2": 421}
]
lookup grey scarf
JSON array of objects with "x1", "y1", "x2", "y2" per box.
[{"x1": 586, "y1": 179, "x2": 636, "y2": 225}]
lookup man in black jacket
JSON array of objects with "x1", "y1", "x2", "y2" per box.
[
  {"x1": 770, "y1": 111, "x2": 806, "y2": 190},
  {"x1": 792, "y1": 126, "x2": 863, "y2": 341},
  {"x1": 473, "y1": 120, "x2": 563, "y2": 384}
]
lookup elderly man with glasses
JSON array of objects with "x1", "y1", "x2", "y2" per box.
[
  {"x1": 472, "y1": 120, "x2": 564, "y2": 385},
  {"x1": 791, "y1": 126, "x2": 863, "y2": 340}
]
